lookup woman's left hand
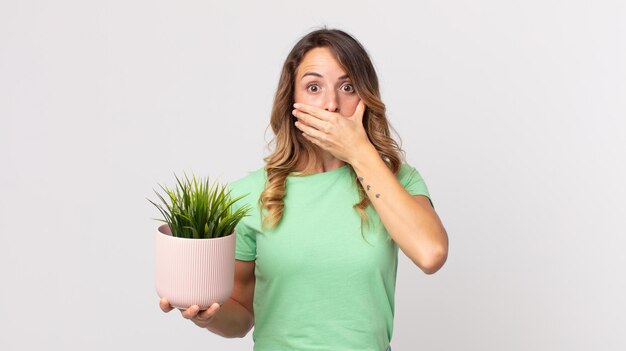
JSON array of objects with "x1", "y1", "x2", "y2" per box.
[{"x1": 292, "y1": 100, "x2": 372, "y2": 164}]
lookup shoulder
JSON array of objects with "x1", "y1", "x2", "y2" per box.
[
  {"x1": 396, "y1": 162, "x2": 431, "y2": 199},
  {"x1": 228, "y1": 166, "x2": 266, "y2": 198},
  {"x1": 396, "y1": 162, "x2": 424, "y2": 181}
]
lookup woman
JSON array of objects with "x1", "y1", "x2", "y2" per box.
[{"x1": 160, "y1": 27, "x2": 449, "y2": 351}]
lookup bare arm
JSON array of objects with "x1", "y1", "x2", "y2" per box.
[{"x1": 351, "y1": 146, "x2": 449, "y2": 274}]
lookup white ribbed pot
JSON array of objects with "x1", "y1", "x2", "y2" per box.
[{"x1": 155, "y1": 224, "x2": 236, "y2": 310}]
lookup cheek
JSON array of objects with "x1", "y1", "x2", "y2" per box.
[
  {"x1": 294, "y1": 89, "x2": 322, "y2": 106},
  {"x1": 293, "y1": 88, "x2": 302, "y2": 102},
  {"x1": 340, "y1": 96, "x2": 361, "y2": 116},
  {"x1": 293, "y1": 88, "x2": 305, "y2": 104}
]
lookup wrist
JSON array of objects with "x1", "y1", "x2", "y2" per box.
[{"x1": 349, "y1": 142, "x2": 378, "y2": 170}]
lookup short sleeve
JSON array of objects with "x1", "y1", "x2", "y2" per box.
[
  {"x1": 397, "y1": 163, "x2": 435, "y2": 209},
  {"x1": 227, "y1": 184, "x2": 257, "y2": 261},
  {"x1": 235, "y1": 220, "x2": 256, "y2": 261}
]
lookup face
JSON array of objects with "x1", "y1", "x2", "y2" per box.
[{"x1": 294, "y1": 47, "x2": 360, "y2": 117}]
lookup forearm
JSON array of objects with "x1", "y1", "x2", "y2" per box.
[
  {"x1": 205, "y1": 297, "x2": 254, "y2": 338},
  {"x1": 350, "y1": 144, "x2": 448, "y2": 273}
]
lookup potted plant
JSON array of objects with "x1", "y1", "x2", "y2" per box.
[{"x1": 148, "y1": 173, "x2": 251, "y2": 310}]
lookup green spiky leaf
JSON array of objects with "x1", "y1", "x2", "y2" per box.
[{"x1": 148, "y1": 173, "x2": 252, "y2": 239}]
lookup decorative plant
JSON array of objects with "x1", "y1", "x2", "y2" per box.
[{"x1": 148, "y1": 173, "x2": 251, "y2": 239}]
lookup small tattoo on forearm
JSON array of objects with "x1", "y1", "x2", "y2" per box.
[{"x1": 357, "y1": 175, "x2": 378, "y2": 197}]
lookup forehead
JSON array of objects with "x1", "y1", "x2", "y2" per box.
[{"x1": 296, "y1": 47, "x2": 346, "y2": 78}]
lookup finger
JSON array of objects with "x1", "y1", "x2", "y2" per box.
[
  {"x1": 302, "y1": 132, "x2": 322, "y2": 147},
  {"x1": 295, "y1": 120, "x2": 326, "y2": 142},
  {"x1": 160, "y1": 298, "x2": 174, "y2": 313},
  {"x1": 293, "y1": 103, "x2": 333, "y2": 121},
  {"x1": 293, "y1": 109, "x2": 328, "y2": 131},
  {"x1": 181, "y1": 305, "x2": 200, "y2": 319},
  {"x1": 352, "y1": 99, "x2": 366, "y2": 122},
  {"x1": 196, "y1": 303, "x2": 220, "y2": 321}
]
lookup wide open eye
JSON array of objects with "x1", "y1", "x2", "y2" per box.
[
  {"x1": 341, "y1": 83, "x2": 355, "y2": 93},
  {"x1": 306, "y1": 83, "x2": 320, "y2": 93}
]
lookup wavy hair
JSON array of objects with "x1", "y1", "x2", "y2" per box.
[{"x1": 259, "y1": 27, "x2": 406, "y2": 241}]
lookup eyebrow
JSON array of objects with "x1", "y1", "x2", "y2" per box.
[{"x1": 301, "y1": 72, "x2": 350, "y2": 80}]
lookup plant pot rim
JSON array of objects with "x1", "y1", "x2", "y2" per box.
[{"x1": 157, "y1": 223, "x2": 235, "y2": 240}]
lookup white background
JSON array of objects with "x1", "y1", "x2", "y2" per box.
[{"x1": 1, "y1": 1, "x2": 625, "y2": 350}]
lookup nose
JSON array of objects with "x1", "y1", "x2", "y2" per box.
[{"x1": 323, "y1": 89, "x2": 339, "y2": 113}]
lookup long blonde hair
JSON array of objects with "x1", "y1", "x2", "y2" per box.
[{"x1": 259, "y1": 28, "x2": 406, "y2": 240}]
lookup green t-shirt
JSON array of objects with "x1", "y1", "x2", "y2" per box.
[{"x1": 227, "y1": 163, "x2": 432, "y2": 351}]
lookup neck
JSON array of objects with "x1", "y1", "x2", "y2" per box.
[{"x1": 295, "y1": 149, "x2": 346, "y2": 174}]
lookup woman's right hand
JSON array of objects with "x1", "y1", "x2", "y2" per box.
[{"x1": 159, "y1": 298, "x2": 221, "y2": 328}]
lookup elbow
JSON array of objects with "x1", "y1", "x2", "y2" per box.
[
  {"x1": 418, "y1": 242, "x2": 448, "y2": 275},
  {"x1": 232, "y1": 327, "x2": 252, "y2": 339},
  {"x1": 236, "y1": 315, "x2": 254, "y2": 338}
]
